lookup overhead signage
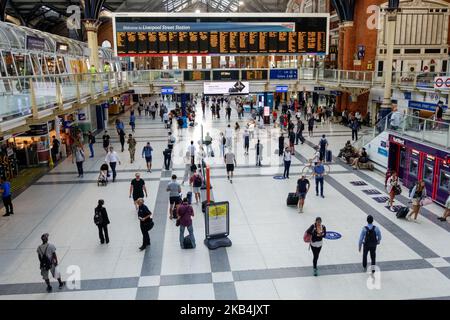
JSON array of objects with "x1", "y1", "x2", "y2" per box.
[
  {"x1": 203, "y1": 81, "x2": 249, "y2": 95},
  {"x1": 26, "y1": 36, "x2": 45, "y2": 51},
  {"x1": 114, "y1": 14, "x2": 329, "y2": 56},
  {"x1": 116, "y1": 22, "x2": 296, "y2": 33},
  {"x1": 408, "y1": 100, "x2": 448, "y2": 112},
  {"x1": 205, "y1": 201, "x2": 230, "y2": 239},
  {"x1": 56, "y1": 42, "x2": 69, "y2": 54},
  {"x1": 269, "y1": 69, "x2": 298, "y2": 80},
  {"x1": 276, "y1": 85, "x2": 289, "y2": 92},
  {"x1": 314, "y1": 86, "x2": 325, "y2": 91},
  {"x1": 434, "y1": 76, "x2": 450, "y2": 89},
  {"x1": 161, "y1": 86, "x2": 174, "y2": 94},
  {"x1": 330, "y1": 90, "x2": 342, "y2": 96}
]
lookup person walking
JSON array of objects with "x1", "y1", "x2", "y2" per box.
[
  {"x1": 313, "y1": 160, "x2": 325, "y2": 198},
  {"x1": 226, "y1": 103, "x2": 232, "y2": 121},
  {"x1": 255, "y1": 139, "x2": 263, "y2": 166},
  {"x1": 224, "y1": 148, "x2": 237, "y2": 183},
  {"x1": 176, "y1": 197, "x2": 196, "y2": 249},
  {"x1": 0, "y1": 177, "x2": 13, "y2": 216},
  {"x1": 189, "y1": 170, "x2": 203, "y2": 204},
  {"x1": 142, "y1": 142, "x2": 154, "y2": 172},
  {"x1": 296, "y1": 175, "x2": 310, "y2": 213},
  {"x1": 87, "y1": 131, "x2": 95, "y2": 158},
  {"x1": 118, "y1": 128, "x2": 126, "y2": 152},
  {"x1": 296, "y1": 120, "x2": 304, "y2": 145},
  {"x1": 163, "y1": 147, "x2": 172, "y2": 170},
  {"x1": 188, "y1": 141, "x2": 196, "y2": 165},
  {"x1": 308, "y1": 115, "x2": 315, "y2": 137},
  {"x1": 407, "y1": 180, "x2": 427, "y2": 221},
  {"x1": 225, "y1": 124, "x2": 233, "y2": 148},
  {"x1": 387, "y1": 171, "x2": 400, "y2": 211},
  {"x1": 105, "y1": 146, "x2": 121, "y2": 182},
  {"x1": 129, "y1": 173, "x2": 148, "y2": 210},
  {"x1": 51, "y1": 136, "x2": 60, "y2": 163},
  {"x1": 201, "y1": 99, "x2": 206, "y2": 116},
  {"x1": 94, "y1": 199, "x2": 110, "y2": 244},
  {"x1": 278, "y1": 134, "x2": 285, "y2": 157},
  {"x1": 182, "y1": 152, "x2": 192, "y2": 185},
  {"x1": 102, "y1": 130, "x2": 110, "y2": 153},
  {"x1": 167, "y1": 174, "x2": 182, "y2": 219},
  {"x1": 136, "y1": 198, "x2": 153, "y2": 251},
  {"x1": 358, "y1": 215, "x2": 382, "y2": 273},
  {"x1": 319, "y1": 134, "x2": 328, "y2": 161},
  {"x1": 283, "y1": 147, "x2": 292, "y2": 179},
  {"x1": 129, "y1": 113, "x2": 136, "y2": 132},
  {"x1": 196, "y1": 145, "x2": 206, "y2": 170},
  {"x1": 219, "y1": 133, "x2": 226, "y2": 157},
  {"x1": 37, "y1": 233, "x2": 65, "y2": 292},
  {"x1": 243, "y1": 129, "x2": 250, "y2": 155},
  {"x1": 115, "y1": 119, "x2": 124, "y2": 136},
  {"x1": 127, "y1": 134, "x2": 137, "y2": 163},
  {"x1": 73, "y1": 144, "x2": 85, "y2": 178},
  {"x1": 168, "y1": 132, "x2": 176, "y2": 151},
  {"x1": 289, "y1": 129, "x2": 296, "y2": 151},
  {"x1": 204, "y1": 132, "x2": 213, "y2": 156},
  {"x1": 351, "y1": 117, "x2": 359, "y2": 141},
  {"x1": 305, "y1": 217, "x2": 326, "y2": 276}
]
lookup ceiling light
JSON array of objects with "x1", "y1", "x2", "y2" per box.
[
  {"x1": 195, "y1": 9, "x2": 201, "y2": 13},
  {"x1": 239, "y1": 1, "x2": 244, "y2": 5}
]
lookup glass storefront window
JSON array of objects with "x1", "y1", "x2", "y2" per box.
[
  {"x1": 3, "y1": 51, "x2": 17, "y2": 76},
  {"x1": 423, "y1": 164, "x2": 434, "y2": 183}
]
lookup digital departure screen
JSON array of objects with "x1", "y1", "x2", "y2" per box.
[
  {"x1": 114, "y1": 14, "x2": 329, "y2": 55},
  {"x1": 184, "y1": 70, "x2": 211, "y2": 81}
]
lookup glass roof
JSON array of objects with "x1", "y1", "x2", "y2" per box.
[{"x1": 163, "y1": 0, "x2": 240, "y2": 12}]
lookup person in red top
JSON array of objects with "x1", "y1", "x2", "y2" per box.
[
  {"x1": 177, "y1": 198, "x2": 196, "y2": 249},
  {"x1": 189, "y1": 170, "x2": 203, "y2": 204},
  {"x1": 272, "y1": 110, "x2": 278, "y2": 127}
]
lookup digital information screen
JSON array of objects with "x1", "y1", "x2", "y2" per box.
[
  {"x1": 184, "y1": 70, "x2": 211, "y2": 81},
  {"x1": 242, "y1": 70, "x2": 268, "y2": 81},
  {"x1": 114, "y1": 15, "x2": 328, "y2": 56}
]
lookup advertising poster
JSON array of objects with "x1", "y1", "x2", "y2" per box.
[
  {"x1": 206, "y1": 201, "x2": 229, "y2": 238},
  {"x1": 203, "y1": 81, "x2": 249, "y2": 95}
]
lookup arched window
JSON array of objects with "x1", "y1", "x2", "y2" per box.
[{"x1": 101, "y1": 40, "x2": 111, "y2": 48}]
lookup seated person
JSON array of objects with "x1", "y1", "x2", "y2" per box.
[
  {"x1": 338, "y1": 140, "x2": 357, "y2": 163},
  {"x1": 352, "y1": 147, "x2": 369, "y2": 169}
]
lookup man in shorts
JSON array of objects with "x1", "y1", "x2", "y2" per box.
[
  {"x1": 37, "y1": 233, "x2": 65, "y2": 292},
  {"x1": 189, "y1": 169, "x2": 203, "y2": 204},
  {"x1": 224, "y1": 148, "x2": 237, "y2": 183},
  {"x1": 167, "y1": 175, "x2": 182, "y2": 219},
  {"x1": 296, "y1": 175, "x2": 310, "y2": 213},
  {"x1": 142, "y1": 142, "x2": 153, "y2": 172},
  {"x1": 129, "y1": 173, "x2": 148, "y2": 210}
]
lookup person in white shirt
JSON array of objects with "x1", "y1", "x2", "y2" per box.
[
  {"x1": 248, "y1": 121, "x2": 255, "y2": 139},
  {"x1": 188, "y1": 141, "x2": 196, "y2": 165},
  {"x1": 225, "y1": 124, "x2": 233, "y2": 147},
  {"x1": 283, "y1": 147, "x2": 292, "y2": 179},
  {"x1": 105, "y1": 146, "x2": 121, "y2": 182},
  {"x1": 390, "y1": 110, "x2": 402, "y2": 130},
  {"x1": 196, "y1": 145, "x2": 206, "y2": 169},
  {"x1": 204, "y1": 132, "x2": 213, "y2": 156},
  {"x1": 182, "y1": 152, "x2": 192, "y2": 185},
  {"x1": 309, "y1": 146, "x2": 321, "y2": 165}
]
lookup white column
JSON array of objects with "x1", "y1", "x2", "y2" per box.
[
  {"x1": 55, "y1": 116, "x2": 61, "y2": 141},
  {"x1": 381, "y1": 11, "x2": 397, "y2": 110}
]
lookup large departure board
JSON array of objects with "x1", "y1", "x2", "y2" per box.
[
  {"x1": 184, "y1": 70, "x2": 211, "y2": 81},
  {"x1": 242, "y1": 70, "x2": 268, "y2": 81},
  {"x1": 114, "y1": 15, "x2": 329, "y2": 55}
]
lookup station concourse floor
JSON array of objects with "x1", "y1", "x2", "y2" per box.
[{"x1": 0, "y1": 101, "x2": 450, "y2": 300}]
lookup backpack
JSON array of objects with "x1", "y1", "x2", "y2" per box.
[
  {"x1": 193, "y1": 175, "x2": 202, "y2": 187},
  {"x1": 320, "y1": 139, "x2": 327, "y2": 148},
  {"x1": 94, "y1": 207, "x2": 104, "y2": 226},
  {"x1": 91, "y1": 136, "x2": 96, "y2": 144},
  {"x1": 364, "y1": 226, "x2": 378, "y2": 246},
  {"x1": 39, "y1": 245, "x2": 52, "y2": 271}
]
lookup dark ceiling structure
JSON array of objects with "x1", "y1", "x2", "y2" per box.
[{"x1": 1, "y1": 0, "x2": 289, "y2": 31}]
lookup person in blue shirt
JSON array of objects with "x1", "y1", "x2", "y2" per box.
[
  {"x1": 142, "y1": 142, "x2": 153, "y2": 173},
  {"x1": 358, "y1": 215, "x2": 382, "y2": 273},
  {"x1": 313, "y1": 160, "x2": 325, "y2": 198},
  {"x1": 129, "y1": 114, "x2": 136, "y2": 133},
  {"x1": 115, "y1": 119, "x2": 124, "y2": 135},
  {"x1": 0, "y1": 177, "x2": 13, "y2": 216}
]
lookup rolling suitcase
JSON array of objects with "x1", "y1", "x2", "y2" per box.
[
  {"x1": 287, "y1": 192, "x2": 299, "y2": 206},
  {"x1": 186, "y1": 191, "x2": 193, "y2": 205},
  {"x1": 183, "y1": 236, "x2": 194, "y2": 249},
  {"x1": 396, "y1": 207, "x2": 409, "y2": 218},
  {"x1": 326, "y1": 150, "x2": 332, "y2": 162}
]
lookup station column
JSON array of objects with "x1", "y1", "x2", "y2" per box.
[{"x1": 84, "y1": 20, "x2": 101, "y2": 69}]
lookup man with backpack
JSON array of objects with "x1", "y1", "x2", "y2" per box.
[
  {"x1": 94, "y1": 199, "x2": 110, "y2": 244},
  {"x1": 177, "y1": 197, "x2": 196, "y2": 249},
  {"x1": 189, "y1": 170, "x2": 203, "y2": 204},
  {"x1": 37, "y1": 233, "x2": 65, "y2": 292},
  {"x1": 358, "y1": 215, "x2": 382, "y2": 273},
  {"x1": 296, "y1": 120, "x2": 304, "y2": 145},
  {"x1": 168, "y1": 132, "x2": 176, "y2": 150},
  {"x1": 319, "y1": 134, "x2": 328, "y2": 161}
]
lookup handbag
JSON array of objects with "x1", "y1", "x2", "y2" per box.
[
  {"x1": 420, "y1": 197, "x2": 433, "y2": 206},
  {"x1": 303, "y1": 231, "x2": 312, "y2": 243},
  {"x1": 394, "y1": 184, "x2": 402, "y2": 195}
]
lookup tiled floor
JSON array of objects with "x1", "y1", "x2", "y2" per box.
[{"x1": 0, "y1": 98, "x2": 449, "y2": 300}]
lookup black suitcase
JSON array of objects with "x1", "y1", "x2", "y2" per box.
[
  {"x1": 326, "y1": 150, "x2": 332, "y2": 162},
  {"x1": 287, "y1": 192, "x2": 299, "y2": 206},
  {"x1": 183, "y1": 236, "x2": 194, "y2": 249},
  {"x1": 187, "y1": 191, "x2": 193, "y2": 205},
  {"x1": 396, "y1": 206, "x2": 409, "y2": 218}
]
